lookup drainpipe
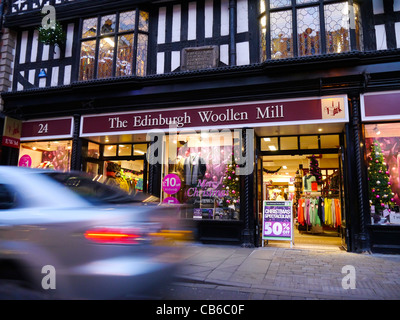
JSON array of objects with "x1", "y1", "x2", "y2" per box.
[{"x1": 229, "y1": 0, "x2": 236, "y2": 66}]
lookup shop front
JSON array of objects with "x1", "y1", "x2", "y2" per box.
[
  {"x1": 18, "y1": 117, "x2": 74, "y2": 171},
  {"x1": 361, "y1": 90, "x2": 400, "y2": 253},
  {"x1": 76, "y1": 94, "x2": 350, "y2": 247}
]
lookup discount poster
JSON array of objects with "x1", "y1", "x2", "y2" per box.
[{"x1": 262, "y1": 201, "x2": 293, "y2": 242}]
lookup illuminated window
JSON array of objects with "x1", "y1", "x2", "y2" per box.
[
  {"x1": 259, "y1": 0, "x2": 362, "y2": 61},
  {"x1": 79, "y1": 10, "x2": 149, "y2": 81}
]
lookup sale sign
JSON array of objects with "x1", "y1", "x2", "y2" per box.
[
  {"x1": 162, "y1": 174, "x2": 181, "y2": 195},
  {"x1": 262, "y1": 201, "x2": 293, "y2": 242}
]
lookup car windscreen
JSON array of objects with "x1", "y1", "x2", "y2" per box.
[{"x1": 43, "y1": 172, "x2": 147, "y2": 205}]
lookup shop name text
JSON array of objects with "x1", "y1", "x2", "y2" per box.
[{"x1": 107, "y1": 105, "x2": 285, "y2": 130}]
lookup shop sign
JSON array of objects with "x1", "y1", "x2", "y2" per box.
[
  {"x1": 361, "y1": 91, "x2": 400, "y2": 121},
  {"x1": 162, "y1": 197, "x2": 180, "y2": 205},
  {"x1": 21, "y1": 117, "x2": 74, "y2": 141},
  {"x1": 2, "y1": 116, "x2": 21, "y2": 148},
  {"x1": 262, "y1": 200, "x2": 293, "y2": 244},
  {"x1": 162, "y1": 174, "x2": 181, "y2": 195},
  {"x1": 80, "y1": 95, "x2": 348, "y2": 137}
]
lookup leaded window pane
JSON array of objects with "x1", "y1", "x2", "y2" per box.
[
  {"x1": 270, "y1": 0, "x2": 291, "y2": 9},
  {"x1": 139, "y1": 11, "x2": 149, "y2": 32},
  {"x1": 79, "y1": 40, "x2": 96, "y2": 80},
  {"x1": 98, "y1": 38, "x2": 114, "y2": 78},
  {"x1": 297, "y1": 6, "x2": 321, "y2": 56},
  {"x1": 136, "y1": 34, "x2": 148, "y2": 76},
  {"x1": 296, "y1": 0, "x2": 318, "y2": 4},
  {"x1": 82, "y1": 18, "x2": 97, "y2": 38},
  {"x1": 325, "y1": 2, "x2": 350, "y2": 54},
  {"x1": 100, "y1": 14, "x2": 116, "y2": 35},
  {"x1": 117, "y1": 34, "x2": 134, "y2": 77},
  {"x1": 120, "y1": 10, "x2": 136, "y2": 32},
  {"x1": 270, "y1": 10, "x2": 293, "y2": 59}
]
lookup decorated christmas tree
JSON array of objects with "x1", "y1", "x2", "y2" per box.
[
  {"x1": 309, "y1": 154, "x2": 322, "y2": 184},
  {"x1": 368, "y1": 140, "x2": 394, "y2": 212},
  {"x1": 222, "y1": 156, "x2": 240, "y2": 208}
]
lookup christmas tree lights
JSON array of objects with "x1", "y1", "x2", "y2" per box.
[
  {"x1": 368, "y1": 140, "x2": 395, "y2": 213},
  {"x1": 309, "y1": 154, "x2": 322, "y2": 184}
]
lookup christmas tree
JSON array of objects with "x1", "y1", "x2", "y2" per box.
[
  {"x1": 368, "y1": 140, "x2": 394, "y2": 212},
  {"x1": 222, "y1": 155, "x2": 240, "y2": 207},
  {"x1": 309, "y1": 154, "x2": 322, "y2": 184}
]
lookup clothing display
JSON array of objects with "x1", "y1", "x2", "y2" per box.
[
  {"x1": 303, "y1": 175, "x2": 316, "y2": 192},
  {"x1": 297, "y1": 196, "x2": 341, "y2": 228}
]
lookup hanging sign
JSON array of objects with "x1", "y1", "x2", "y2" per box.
[
  {"x1": 262, "y1": 200, "x2": 293, "y2": 243},
  {"x1": 2, "y1": 116, "x2": 21, "y2": 148}
]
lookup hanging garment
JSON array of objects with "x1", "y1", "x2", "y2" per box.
[
  {"x1": 305, "y1": 198, "x2": 311, "y2": 225},
  {"x1": 331, "y1": 199, "x2": 336, "y2": 227},
  {"x1": 303, "y1": 175, "x2": 316, "y2": 192},
  {"x1": 310, "y1": 198, "x2": 321, "y2": 226},
  {"x1": 324, "y1": 198, "x2": 332, "y2": 225},
  {"x1": 334, "y1": 199, "x2": 341, "y2": 227},
  {"x1": 298, "y1": 198, "x2": 305, "y2": 225},
  {"x1": 318, "y1": 197, "x2": 324, "y2": 224}
]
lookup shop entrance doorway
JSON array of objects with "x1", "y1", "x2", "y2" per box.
[{"x1": 261, "y1": 153, "x2": 344, "y2": 250}]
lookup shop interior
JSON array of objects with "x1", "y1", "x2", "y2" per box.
[
  {"x1": 257, "y1": 124, "x2": 345, "y2": 250},
  {"x1": 262, "y1": 153, "x2": 343, "y2": 249}
]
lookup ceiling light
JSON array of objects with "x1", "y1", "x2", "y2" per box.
[
  {"x1": 264, "y1": 138, "x2": 271, "y2": 142},
  {"x1": 282, "y1": 165, "x2": 287, "y2": 169},
  {"x1": 269, "y1": 145, "x2": 277, "y2": 151},
  {"x1": 318, "y1": 128, "x2": 323, "y2": 132},
  {"x1": 374, "y1": 125, "x2": 381, "y2": 135}
]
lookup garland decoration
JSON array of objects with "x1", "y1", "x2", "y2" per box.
[{"x1": 38, "y1": 21, "x2": 66, "y2": 48}]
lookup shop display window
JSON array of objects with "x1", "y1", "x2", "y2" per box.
[
  {"x1": 18, "y1": 140, "x2": 72, "y2": 171},
  {"x1": 162, "y1": 132, "x2": 241, "y2": 221},
  {"x1": 280, "y1": 136, "x2": 298, "y2": 150},
  {"x1": 104, "y1": 145, "x2": 117, "y2": 157},
  {"x1": 104, "y1": 160, "x2": 145, "y2": 194},
  {"x1": 88, "y1": 142, "x2": 100, "y2": 158},
  {"x1": 300, "y1": 135, "x2": 319, "y2": 149},
  {"x1": 320, "y1": 134, "x2": 339, "y2": 149},
  {"x1": 118, "y1": 144, "x2": 132, "y2": 156},
  {"x1": 261, "y1": 137, "x2": 279, "y2": 151},
  {"x1": 365, "y1": 123, "x2": 400, "y2": 225},
  {"x1": 133, "y1": 144, "x2": 147, "y2": 155}
]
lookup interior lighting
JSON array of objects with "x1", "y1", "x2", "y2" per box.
[{"x1": 374, "y1": 125, "x2": 381, "y2": 135}]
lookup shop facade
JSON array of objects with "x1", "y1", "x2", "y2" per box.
[
  {"x1": 361, "y1": 90, "x2": 400, "y2": 253},
  {"x1": 1, "y1": 0, "x2": 400, "y2": 252}
]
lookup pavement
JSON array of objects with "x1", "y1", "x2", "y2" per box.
[{"x1": 170, "y1": 242, "x2": 400, "y2": 300}]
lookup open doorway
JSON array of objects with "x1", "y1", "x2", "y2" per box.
[{"x1": 262, "y1": 154, "x2": 343, "y2": 250}]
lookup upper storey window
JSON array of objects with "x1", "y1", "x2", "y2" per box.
[
  {"x1": 79, "y1": 10, "x2": 149, "y2": 81},
  {"x1": 259, "y1": 0, "x2": 363, "y2": 61}
]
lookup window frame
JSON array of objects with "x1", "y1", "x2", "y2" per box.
[
  {"x1": 258, "y1": 0, "x2": 362, "y2": 61},
  {"x1": 78, "y1": 9, "x2": 149, "y2": 81}
]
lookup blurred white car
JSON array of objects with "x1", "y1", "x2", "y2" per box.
[{"x1": 0, "y1": 167, "x2": 188, "y2": 299}]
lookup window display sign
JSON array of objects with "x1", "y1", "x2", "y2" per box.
[
  {"x1": 163, "y1": 197, "x2": 180, "y2": 205},
  {"x1": 162, "y1": 174, "x2": 181, "y2": 195},
  {"x1": 262, "y1": 200, "x2": 293, "y2": 244}
]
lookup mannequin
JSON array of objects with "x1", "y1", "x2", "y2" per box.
[{"x1": 177, "y1": 148, "x2": 206, "y2": 186}]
